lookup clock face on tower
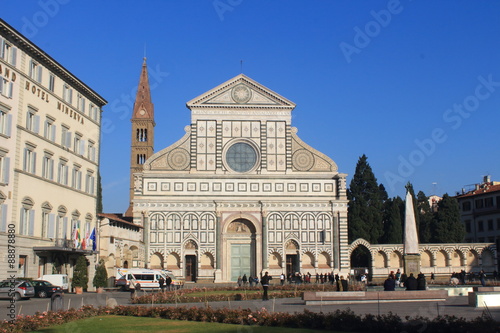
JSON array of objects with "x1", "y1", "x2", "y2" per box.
[
  {"x1": 225, "y1": 142, "x2": 258, "y2": 173},
  {"x1": 139, "y1": 109, "x2": 146, "y2": 116}
]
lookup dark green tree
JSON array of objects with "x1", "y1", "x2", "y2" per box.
[
  {"x1": 93, "y1": 259, "x2": 108, "y2": 288},
  {"x1": 431, "y1": 194, "x2": 465, "y2": 243},
  {"x1": 416, "y1": 191, "x2": 433, "y2": 243},
  {"x1": 382, "y1": 196, "x2": 403, "y2": 244},
  {"x1": 347, "y1": 155, "x2": 384, "y2": 243},
  {"x1": 72, "y1": 255, "x2": 89, "y2": 289}
]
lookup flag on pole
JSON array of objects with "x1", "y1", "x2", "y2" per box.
[
  {"x1": 73, "y1": 222, "x2": 80, "y2": 249},
  {"x1": 89, "y1": 227, "x2": 96, "y2": 251}
]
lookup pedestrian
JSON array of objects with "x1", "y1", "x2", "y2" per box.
[
  {"x1": 237, "y1": 276, "x2": 242, "y2": 287},
  {"x1": 430, "y1": 272, "x2": 435, "y2": 284},
  {"x1": 165, "y1": 275, "x2": 172, "y2": 291},
  {"x1": 249, "y1": 275, "x2": 254, "y2": 287},
  {"x1": 405, "y1": 273, "x2": 417, "y2": 290},
  {"x1": 242, "y1": 274, "x2": 248, "y2": 286},
  {"x1": 417, "y1": 272, "x2": 426, "y2": 290},
  {"x1": 158, "y1": 276, "x2": 165, "y2": 292},
  {"x1": 280, "y1": 272, "x2": 285, "y2": 286},
  {"x1": 383, "y1": 273, "x2": 396, "y2": 291},
  {"x1": 340, "y1": 276, "x2": 348, "y2": 291},
  {"x1": 479, "y1": 270, "x2": 486, "y2": 287},
  {"x1": 260, "y1": 271, "x2": 272, "y2": 300}
]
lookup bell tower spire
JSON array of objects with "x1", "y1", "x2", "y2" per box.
[{"x1": 125, "y1": 58, "x2": 155, "y2": 216}]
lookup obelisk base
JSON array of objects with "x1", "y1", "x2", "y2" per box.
[{"x1": 404, "y1": 254, "x2": 421, "y2": 276}]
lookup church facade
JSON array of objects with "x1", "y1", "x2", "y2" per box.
[{"x1": 130, "y1": 73, "x2": 349, "y2": 282}]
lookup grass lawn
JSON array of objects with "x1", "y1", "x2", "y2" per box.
[{"x1": 33, "y1": 315, "x2": 332, "y2": 332}]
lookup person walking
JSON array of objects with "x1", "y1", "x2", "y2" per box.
[
  {"x1": 260, "y1": 271, "x2": 272, "y2": 301},
  {"x1": 158, "y1": 276, "x2": 165, "y2": 292},
  {"x1": 280, "y1": 272, "x2": 285, "y2": 286},
  {"x1": 165, "y1": 275, "x2": 172, "y2": 291},
  {"x1": 237, "y1": 276, "x2": 242, "y2": 287},
  {"x1": 479, "y1": 270, "x2": 487, "y2": 287},
  {"x1": 242, "y1": 274, "x2": 248, "y2": 286}
]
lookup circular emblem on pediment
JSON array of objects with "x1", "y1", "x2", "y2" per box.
[
  {"x1": 231, "y1": 84, "x2": 252, "y2": 104},
  {"x1": 168, "y1": 149, "x2": 190, "y2": 170},
  {"x1": 292, "y1": 149, "x2": 314, "y2": 171}
]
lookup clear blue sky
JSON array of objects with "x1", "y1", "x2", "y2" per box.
[{"x1": 3, "y1": 1, "x2": 500, "y2": 213}]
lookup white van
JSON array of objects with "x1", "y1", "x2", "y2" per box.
[
  {"x1": 38, "y1": 274, "x2": 69, "y2": 292},
  {"x1": 115, "y1": 268, "x2": 183, "y2": 290}
]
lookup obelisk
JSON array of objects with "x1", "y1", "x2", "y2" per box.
[{"x1": 403, "y1": 188, "x2": 420, "y2": 275}]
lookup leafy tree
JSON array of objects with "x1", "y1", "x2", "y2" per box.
[
  {"x1": 382, "y1": 197, "x2": 403, "y2": 244},
  {"x1": 72, "y1": 256, "x2": 89, "y2": 289},
  {"x1": 416, "y1": 191, "x2": 433, "y2": 243},
  {"x1": 347, "y1": 155, "x2": 384, "y2": 243},
  {"x1": 431, "y1": 194, "x2": 465, "y2": 243},
  {"x1": 93, "y1": 259, "x2": 108, "y2": 288}
]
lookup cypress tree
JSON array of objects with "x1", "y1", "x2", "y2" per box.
[
  {"x1": 382, "y1": 197, "x2": 403, "y2": 244},
  {"x1": 347, "y1": 155, "x2": 384, "y2": 243},
  {"x1": 431, "y1": 194, "x2": 465, "y2": 243},
  {"x1": 416, "y1": 191, "x2": 433, "y2": 243}
]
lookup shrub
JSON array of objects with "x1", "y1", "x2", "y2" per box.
[{"x1": 93, "y1": 259, "x2": 108, "y2": 288}]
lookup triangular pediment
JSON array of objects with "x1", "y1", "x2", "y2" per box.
[{"x1": 186, "y1": 74, "x2": 296, "y2": 109}]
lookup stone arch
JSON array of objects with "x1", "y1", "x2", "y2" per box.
[
  {"x1": 224, "y1": 214, "x2": 259, "y2": 234},
  {"x1": 389, "y1": 250, "x2": 403, "y2": 268},
  {"x1": 285, "y1": 239, "x2": 300, "y2": 252},
  {"x1": 466, "y1": 249, "x2": 479, "y2": 270},
  {"x1": 166, "y1": 252, "x2": 181, "y2": 270},
  {"x1": 317, "y1": 252, "x2": 331, "y2": 269},
  {"x1": 348, "y1": 238, "x2": 372, "y2": 255},
  {"x1": 435, "y1": 250, "x2": 449, "y2": 267},
  {"x1": 481, "y1": 248, "x2": 495, "y2": 267},
  {"x1": 302, "y1": 252, "x2": 315, "y2": 269},
  {"x1": 350, "y1": 239, "x2": 372, "y2": 270},
  {"x1": 420, "y1": 250, "x2": 433, "y2": 267},
  {"x1": 200, "y1": 252, "x2": 214, "y2": 269},
  {"x1": 150, "y1": 252, "x2": 163, "y2": 269},
  {"x1": 130, "y1": 245, "x2": 139, "y2": 259},
  {"x1": 451, "y1": 249, "x2": 464, "y2": 267},
  {"x1": 374, "y1": 250, "x2": 388, "y2": 268},
  {"x1": 268, "y1": 251, "x2": 283, "y2": 269}
]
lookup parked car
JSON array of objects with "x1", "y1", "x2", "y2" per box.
[
  {"x1": 0, "y1": 280, "x2": 35, "y2": 301},
  {"x1": 31, "y1": 280, "x2": 63, "y2": 298}
]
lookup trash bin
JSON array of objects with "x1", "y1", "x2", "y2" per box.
[{"x1": 51, "y1": 292, "x2": 64, "y2": 311}]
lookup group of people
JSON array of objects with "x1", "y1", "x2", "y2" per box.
[
  {"x1": 158, "y1": 275, "x2": 173, "y2": 291},
  {"x1": 450, "y1": 269, "x2": 489, "y2": 286},
  {"x1": 237, "y1": 274, "x2": 261, "y2": 287},
  {"x1": 384, "y1": 271, "x2": 427, "y2": 291}
]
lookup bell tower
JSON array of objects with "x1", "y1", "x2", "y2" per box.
[{"x1": 125, "y1": 58, "x2": 155, "y2": 216}]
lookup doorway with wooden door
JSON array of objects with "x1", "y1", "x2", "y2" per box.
[{"x1": 185, "y1": 255, "x2": 197, "y2": 282}]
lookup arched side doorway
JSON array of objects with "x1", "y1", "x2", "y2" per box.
[
  {"x1": 225, "y1": 218, "x2": 257, "y2": 281},
  {"x1": 350, "y1": 245, "x2": 372, "y2": 278},
  {"x1": 285, "y1": 240, "x2": 300, "y2": 276},
  {"x1": 184, "y1": 240, "x2": 198, "y2": 282}
]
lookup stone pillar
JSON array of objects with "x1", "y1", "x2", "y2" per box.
[
  {"x1": 262, "y1": 210, "x2": 268, "y2": 270},
  {"x1": 214, "y1": 207, "x2": 222, "y2": 282}
]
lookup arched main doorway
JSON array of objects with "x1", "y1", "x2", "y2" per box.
[{"x1": 226, "y1": 219, "x2": 256, "y2": 281}]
